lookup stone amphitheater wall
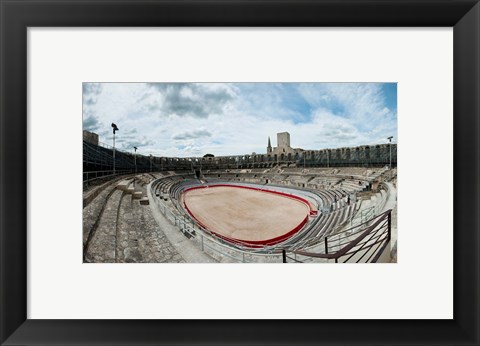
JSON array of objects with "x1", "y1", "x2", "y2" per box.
[{"x1": 157, "y1": 143, "x2": 397, "y2": 170}]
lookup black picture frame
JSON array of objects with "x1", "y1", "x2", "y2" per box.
[{"x1": 1, "y1": 0, "x2": 479, "y2": 345}]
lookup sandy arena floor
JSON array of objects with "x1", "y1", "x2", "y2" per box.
[{"x1": 183, "y1": 185, "x2": 310, "y2": 242}]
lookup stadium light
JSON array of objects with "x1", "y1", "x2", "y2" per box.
[
  {"x1": 111, "y1": 123, "x2": 119, "y2": 175},
  {"x1": 387, "y1": 136, "x2": 393, "y2": 179},
  {"x1": 150, "y1": 154, "x2": 152, "y2": 172},
  {"x1": 134, "y1": 146, "x2": 138, "y2": 175}
]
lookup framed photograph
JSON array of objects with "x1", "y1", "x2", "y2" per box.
[{"x1": 1, "y1": 0, "x2": 478, "y2": 345}]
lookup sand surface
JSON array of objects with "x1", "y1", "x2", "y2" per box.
[{"x1": 183, "y1": 186, "x2": 309, "y2": 241}]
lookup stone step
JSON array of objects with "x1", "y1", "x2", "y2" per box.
[
  {"x1": 116, "y1": 180, "x2": 130, "y2": 191},
  {"x1": 85, "y1": 189, "x2": 123, "y2": 263}
]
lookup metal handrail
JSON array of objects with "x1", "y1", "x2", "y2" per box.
[
  {"x1": 291, "y1": 210, "x2": 391, "y2": 263},
  {"x1": 83, "y1": 169, "x2": 132, "y2": 183}
]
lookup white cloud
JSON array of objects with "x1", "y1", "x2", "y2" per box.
[{"x1": 83, "y1": 82, "x2": 397, "y2": 157}]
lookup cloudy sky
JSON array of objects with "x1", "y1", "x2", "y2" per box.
[{"x1": 83, "y1": 83, "x2": 397, "y2": 158}]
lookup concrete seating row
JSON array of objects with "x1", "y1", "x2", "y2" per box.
[{"x1": 148, "y1": 174, "x2": 367, "y2": 253}]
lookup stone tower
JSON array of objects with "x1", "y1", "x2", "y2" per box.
[
  {"x1": 267, "y1": 136, "x2": 272, "y2": 153},
  {"x1": 277, "y1": 132, "x2": 290, "y2": 148}
]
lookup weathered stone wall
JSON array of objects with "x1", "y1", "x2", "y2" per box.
[
  {"x1": 84, "y1": 131, "x2": 397, "y2": 171},
  {"x1": 156, "y1": 143, "x2": 397, "y2": 170},
  {"x1": 85, "y1": 141, "x2": 396, "y2": 172},
  {"x1": 83, "y1": 130, "x2": 99, "y2": 146}
]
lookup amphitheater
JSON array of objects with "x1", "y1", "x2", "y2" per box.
[{"x1": 83, "y1": 131, "x2": 398, "y2": 263}]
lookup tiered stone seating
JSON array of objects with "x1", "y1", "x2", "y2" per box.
[
  {"x1": 145, "y1": 165, "x2": 393, "y2": 257},
  {"x1": 84, "y1": 188, "x2": 123, "y2": 263}
]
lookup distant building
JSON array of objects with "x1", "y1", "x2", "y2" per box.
[
  {"x1": 267, "y1": 132, "x2": 304, "y2": 159},
  {"x1": 83, "y1": 130, "x2": 99, "y2": 146}
]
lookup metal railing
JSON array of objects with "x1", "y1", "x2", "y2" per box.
[
  {"x1": 83, "y1": 170, "x2": 132, "y2": 184},
  {"x1": 350, "y1": 205, "x2": 375, "y2": 227},
  {"x1": 348, "y1": 182, "x2": 389, "y2": 227},
  {"x1": 283, "y1": 210, "x2": 392, "y2": 263}
]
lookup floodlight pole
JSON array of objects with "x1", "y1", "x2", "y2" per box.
[
  {"x1": 113, "y1": 131, "x2": 116, "y2": 175},
  {"x1": 388, "y1": 136, "x2": 393, "y2": 180},
  {"x1": 150, "y1": 154, "x2": 152, "y2": 172},
  {"x1": 111, "y1": 123, "x2": 119, "y2": 176},
  {"x1": 389, "y1": 138, "x2": 392, "y2": 169},
  {"x1": 134, "y1": 147, "x2": 137, "y2": 175}
]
